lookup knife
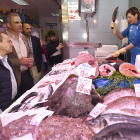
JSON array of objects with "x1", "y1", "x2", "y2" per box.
[{"x1": 111, "y1": 6, "x2": 119, "y2": 29}]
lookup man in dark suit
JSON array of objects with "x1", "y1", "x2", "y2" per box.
[
  {"x1": 22, "y1": 22, "x2": 42, "y2": 84},
  {"x1": 0, "y1": 32, "x2": 19, "y2": 111}
]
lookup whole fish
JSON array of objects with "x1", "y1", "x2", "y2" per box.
[
  {"x1": 91, "y1": 123, "x2": 140, "y2": 140},
  {"x1": 86, "y1": 113, "x2": 140, "y2": 134},
  {"x1": 44, "y1": 74, "x2": 103, "y2": 118},
  {"x1": 9, "y1": 92, "x2": 38, "y2": 113},
  {"x1": 101, "y1": 96, "x2": 140, "y2": 117},
  {"x1": 103, "y1": 87, "x2": 135, "y2": 105}
]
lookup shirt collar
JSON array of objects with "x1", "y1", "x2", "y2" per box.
[
  {"x1": 28, "y1": 36, "x2": 32, "y2": 42},
  {"x1": 6, "y1": 30, "x2": 23, "y2": 38},
  {"x1": 0, "y1": 55, "x2": 8, "y2": 61}
]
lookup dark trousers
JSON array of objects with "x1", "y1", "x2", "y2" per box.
[{"x1": 19, "y1": 69, "x2": 34, "y2": 96}]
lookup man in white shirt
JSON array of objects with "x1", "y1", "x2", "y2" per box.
[
  {"x1": 6, "y1": 13, "x2": 34, "y2": 96},
  {"x1": 0, "y1": 32, "x2": 18, "y2": 111}
]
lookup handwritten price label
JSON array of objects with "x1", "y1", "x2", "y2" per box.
[
  {"x1": 30, "y1": 110, "x2": 54, "y2": 126},
  {"x1": 76, "y1": 63, "x2": 96, "y2": 77},
  {"x1": 76, "y1": 77, "x2": 92, "y2": 95},
  {"x1": 89, "y1": 103, "x2": 107, "y2": 118},
  {"x1": 134, "y1": 84, "x2": 140, "y2": 97}
]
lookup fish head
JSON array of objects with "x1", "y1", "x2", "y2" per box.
[{"x1": 86, "y1": 117, "x2": 107, "y2": 129}]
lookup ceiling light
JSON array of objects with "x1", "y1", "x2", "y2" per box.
[
  {"x1": 0, "y1": 19, "x2": 3, "y2": 22},
  {"x1": 12, "y1": 0, "x2": 29, "y2": 5},
  {"x1": 51, "y1": 13, "x2": 60, "y2": 17}
]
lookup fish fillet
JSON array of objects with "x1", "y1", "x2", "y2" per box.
[
  {"x1": 99, "y1": 64, "x2": 116, "y2": 77},
  {"x1": 119, "y1": 62, "x2": 140, "y2": 78}
]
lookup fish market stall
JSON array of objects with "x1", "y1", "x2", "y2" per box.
[{"x1": 1, "y1": 51, "x2": 140, "y2": 140}]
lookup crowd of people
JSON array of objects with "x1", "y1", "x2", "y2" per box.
[{"x1": 0, "y1": 12, "x2": 63, "y2": 112}]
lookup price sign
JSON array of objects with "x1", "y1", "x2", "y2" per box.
[
  {"x1": 76, "y1": 63, "x2": 96, "y2": 77},
  {"x1": 89, "y1": 103, "x2": 106, "y2": 118},
  {"x1": 30, "y1": 110, "x2": 54, "y2": 126},
  {"x1": 76, "y1": 77, "x2": 92, "y2": 95},
  {"x1": 134, "y1": 84, "x2": 140, "y2": 97}
]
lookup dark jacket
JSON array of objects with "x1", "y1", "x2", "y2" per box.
[
  {"x1": 0, "y1": 58, "x2": 18, "y2": 111},
  {"x1": 46, "y1": 40, "x2": 62, "y2": 67},
  {"x1": 31, "y1": 36, "x2": 42, "y2": 72}
]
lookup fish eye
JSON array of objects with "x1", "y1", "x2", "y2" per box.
[
  {"x1": 92, "y1": 120, "x2": 101, "y2": 128},
  {"x1": 103, "y1": 119, "x2": 108, "y2": 127}
]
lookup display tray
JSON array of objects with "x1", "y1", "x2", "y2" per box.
[
  {"x1": 66, "y1": 42, "x2": 102, "y2": 48},
  {"x1": 95, "y1": 57, "x2": 123, "y2": 63},
  {"x1": 0, "y1": 73, "x2": 66, "y2": 126}
]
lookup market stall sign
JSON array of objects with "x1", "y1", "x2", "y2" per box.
[
  {"x1": 76, "y1": 76, "x2": 92, "y2": 95},
  {"x1": 45, "y1": 23, "x2": 57, "y2": 29},
  {"x1": 89, "y1": 103, "x2": 107, "y2": 118},
  {"x1": 76, "y1": 63, "x2": 96, "y2": 77},
  {"x1": 134, "y1": 84, "x2": 140, "y2": 97},
  {"x1": 68, "y1": 2, "x2": 81, "y2": 20},
  {"x1": 30, "y1": 110, "x2": 54, "y2": 126}
]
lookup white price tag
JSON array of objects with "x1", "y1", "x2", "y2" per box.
[
  {"x1": 30, "y1": 110, "x2": 54, "y2": 126},
  {"x1": 76, "y1": 63, "x2": 96, "y2": 77},
  {"x1": 76, "y1": 77, "x2": 92, "y2": 95},
  {"x1": 89, "y1": 103, "x2": 107, "y2": 118},
  {"x1": 134, "y1": 84, "x2": 140, "y2": 97}
]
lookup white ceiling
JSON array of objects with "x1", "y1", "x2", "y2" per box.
[{"x1": 0, "y1": 0, "x2": 61, "y2": 17}]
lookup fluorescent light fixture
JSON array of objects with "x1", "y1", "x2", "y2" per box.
[
  {"x1": 12, "y1": 0, "x2": 29, "y2": 5},
  {"x1": 0, "y1": 19, "x2": 3, "y2": 22},
  {"x1": 51, "y1": 13, "x2": 55, "y2": 16},
  {"x1": 51, "y1": 13, "x2": 60, "y2": 17}
]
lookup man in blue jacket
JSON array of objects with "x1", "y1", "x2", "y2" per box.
[{"x1": 0, "y1": 32, "x2": 18, "y2": 111}]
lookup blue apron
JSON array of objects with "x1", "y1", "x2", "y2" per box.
[{"x1": 129, "y1": 24, "x2": 140, "y2": 65}]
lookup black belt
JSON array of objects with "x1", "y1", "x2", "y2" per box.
[{"x1": 21, "y1": 70, "x2": 28, "y2": 74}]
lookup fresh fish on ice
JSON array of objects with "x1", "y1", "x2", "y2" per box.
[
  {"x1": 9, "y1": 92, "x2": 38, "y2": 113},
  {"x1": 74, "y1": 53, "x2": 99, "y2": 79},
  {"x1": 99, "y1": 64, "x2": 116, "y2": 76},
  {"x1": 32, "y1": 115, "x2": 95, "y2": 140},
  {"x1": 44, "y1": 74, "x2": 103, "y2": 118},
  {"x1": 103, "y1": 87, "x2": 135, "y2": 105},
  {"x1": 9, "y1": 85, "x2": 53, "y2": 113},
  {"x1": 91, "y1": 123, "x2": 140, "y2": 140},
  {"x1": 86, "y1": 113, "x2": 140, "y2": 134},
  {"x1": 0, "y1": 115, "x2": 95, "y2": 140},
  {"x1": 0, "y1": 115, "x2": 35, "y2": 140},
  {"x1": 101, "y1": 96, "x2": 140, "y2": 117}
]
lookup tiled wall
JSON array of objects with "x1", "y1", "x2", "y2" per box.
[{"x1": 68, "y1": 0, "x2": 129, "y2": 49}]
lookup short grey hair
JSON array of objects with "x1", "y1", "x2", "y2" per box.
[{"x1": 6, "y1": 12, "x2": 19, "y2": 23}]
